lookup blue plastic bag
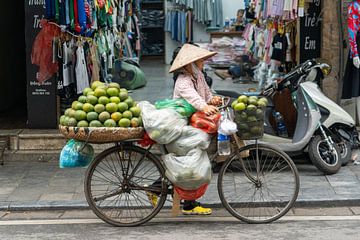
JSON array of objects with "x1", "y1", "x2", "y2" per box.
[{"x1": 59, "y1": 139, "x2": 94, "y2": 168}]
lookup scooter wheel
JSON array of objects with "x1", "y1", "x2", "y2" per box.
[
  {"x1": 308, "y1": 135, "x2": 341, "y2": 175},
  {"x1": 337, "y1": 141, "x2": 352, "y2": 166}
]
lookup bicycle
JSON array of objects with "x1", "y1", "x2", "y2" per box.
[{"x1": 84, "y1": 98, "x2": 300, "y2": 227}]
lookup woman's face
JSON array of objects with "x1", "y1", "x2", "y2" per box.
[{"x1": 195, "y1": 60, "x2": 204, "y2": 70}]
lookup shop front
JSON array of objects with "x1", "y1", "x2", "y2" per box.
[{"x1": 2, "y1": 0, "x2": 353, "y2": 130}]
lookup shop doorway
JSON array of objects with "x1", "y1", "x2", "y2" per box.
[
  {"x1": 0, "y1": 2, "x2": 27, "y2": 129},
  {"x1": 139, "y1": 1, "x2": 165, "y2": 59}
]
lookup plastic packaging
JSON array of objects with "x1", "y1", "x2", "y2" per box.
[
  {"x1": 162, "y1": 148, "x2": 212, "y2": 190},
  {"x1": 155, "y1": 98, "x2": 196, "y2": 117},
  {"x1": 138, "y1": 101, "x2": 187, "y2": 144},
  {"x1": 174, "y1": 184, "x2": 209, "y2": 201},
  {"x1": 218, "y1": 109, "x2": 238, "y2": 135},
  {"x1": 190, "y1": 112, "x2": 221, "y2": 134},
  {"x1": 31, "y1": 20, "x2": 60, "y2": 83},
  {"x1": 59, "y1": 139, "x2": 94, "y2": 168},
  {"x1": 274, "y1": 112, "x2": 288, "y2": 137},
  {"x1": 166, "y1": 126, "x2": 211, "y2": 156}
]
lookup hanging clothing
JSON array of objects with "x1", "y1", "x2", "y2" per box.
[
  {"x1": 75, "y1": 44, "x2": 90, "y2": 94},
  {"x1": 62, "y1": 41, "x2": 75, "y2": 87},
  {"x1": 343, "y1": 32, "x2": 360, "y2": 99},
  {"x1": 348, "y1": 1, "x2": 360, "y2": 59},
  {"x1": 271, "y1": 33, "x2": 288, "y2": 63}
]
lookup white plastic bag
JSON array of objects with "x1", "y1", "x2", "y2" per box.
[
  {"x1": 218, "y1": 109, "x2": 238, "y2": 135},
  {"x1": 138, "y1": 101, "x2": 187, "y2": 144},
  {"x1": 162, "y1": 148, "x2": 212, "y2": 190},
  {"x1": 166, "y1": 126, "x2": 211, "y2": 156}
]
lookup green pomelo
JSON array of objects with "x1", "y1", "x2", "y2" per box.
[
  {"x1": 234, "y1": 102, "x2": 246, "y2": 111},
  {"x1": 118, "y1": 118, "x2": 131, "y2": 128},
  {"x1": 119, "y1": 91, "x2": 128, "y2": 101},
  {"x1": 94, "y1": 88, "x2": 107, "y2": 98},
  {"x1": 77, "y1": 120, "x2": 89, "y2": 127},
  {"x1": 94, "y1": 104, "x2": 105, "y2": 114},
  {"x1": 130, "y1": 118, "x2": 140, "y2": 127},
  {"x1": 71, "y1": 101, "x2": 79, "y2": 110},
  {"x1": 91, "y1": 81, "x2": 105, "y2": 90},
  {"x1": 248, "y1": 98, "x2": 258, "y2": 106},
  {"x1": 117, "y1": 102, "x2": 129, "y2": 113},
  {"x1": 110, "y1": 96, "x2": 121, "y2": 104},
  {"x1": 122, "y1": 110, "x2": 133, "y2": 120},
  {"x1": 89, "y1": 120, "x2": 103, "y2": 127},
  {"x1": 75, "y1": 110, "x2": 87, "y2": 121},
  {"x1": 129, "y1": 106, "x2": 141, "y2": 117},
  {"x1": 86, "y1": 95, "x2": 98, "y2": 105},
  {"x1": 59, "y1": 115, "x2": 66, "y2": 125},
  {"x1": 68, "y1": 118, "x2": 77, "y2": 127},
  {"x1": 104, "y1": 119, "x2": 117, "y2": 128},
  {"x1": 237, "y1": 95, "x2": 249, "y2": 104},
  {"x1": 111, "y1": 112, "x2": 122, "y2": 122},
  {"x1": 82, "y1": 103, "x2": 94, "y2": 113},
  {"x1": 107, "y1": 87, "x2": 120, "y2": 97},
  {"x1": 124, "y1": 97, "x2": 134, "y2": 108},
  {"x1": 106, "y1": 103, "x2": 118, "y2": 113},
  {"x1": 87, "y1": 112, "x2": 99, "y2": 122},
  {"x1": 98, "y1": 112, "x2": 111, "y2": 123},
  {"x1": 98, "y1": 96, "x2": 110, "y2": 105},
  {"x1": 83, "y1": 88, "x2": 93, "y2": 96},
  {"x1": 108, "y1": 82, "x2": 120, "y2": 89},
  {"x1": 78, "y1": 95, "x2": 87, "y2": 103}
]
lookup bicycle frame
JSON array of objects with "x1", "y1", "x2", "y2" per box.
[{"x1": 232, "y1": 133, "x2": 261, "y2": 185}]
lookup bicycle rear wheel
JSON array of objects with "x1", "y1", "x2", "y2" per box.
[
  {"x1": 84, "y1": 144, "x2": 168, "y2": 227},
  {"x1": 218, "y1": 143, "x2": 299, "y2": 224}
]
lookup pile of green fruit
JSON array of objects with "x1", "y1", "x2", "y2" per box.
[
  {"x1": 231, "y1": 95, "x2": 268, "y2": 139},
  {"x1": 59, "y1": 81, "x2": 142, "y2": 128}
]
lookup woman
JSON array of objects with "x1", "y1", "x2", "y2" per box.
[{"x1": 169, "y1": 44, "x2": 221, "y2": 215}]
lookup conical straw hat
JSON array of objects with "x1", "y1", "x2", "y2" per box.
[{"x1": 169, "y1": 44, "x2": 217, "y2": 73}]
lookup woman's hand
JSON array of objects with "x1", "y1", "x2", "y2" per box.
[
  {"x1": 209, "y1": 96, "x2": 222, "y2": 106},
  {"x1": 203, "y1": 105, "x2": 219, "y2": 115}
]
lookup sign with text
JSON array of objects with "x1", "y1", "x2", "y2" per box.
[
  {"x1": 299, "y1": 0, "x2": 322, "y2": 63},
  {"x1": 25, "y1": 0, "x2": 57, "y2": 128}
]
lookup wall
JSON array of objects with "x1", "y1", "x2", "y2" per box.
[
  {"x1": 164, "y1": 0, "x2": 244, "y2": 64},
  {"x1": 321, "y1": 0, "x2": 342, "y2": 102},
  {"x1": 0, "y1": 2, "x2": 26, "y2": 111},
  {"x1": 222, "y1": 0, "x2": 244, "y2": 22}
]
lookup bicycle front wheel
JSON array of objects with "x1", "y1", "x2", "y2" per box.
[
  {"x1": 84, "y1": 145, "x2": 168, "y2": 227},
  {"x1": 218, "y1": 143, "x2": 300, "y2": 224}
]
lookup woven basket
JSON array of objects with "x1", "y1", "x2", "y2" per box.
[
  {"x1": 59, "y1": 125, "x2": 145, "y2": 143},
  {"x1": 234, "y1": 109, "x2": 265, "y2": 140}
]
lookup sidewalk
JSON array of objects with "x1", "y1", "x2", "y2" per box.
[{"x1": 1, "y1": 159, "x2": 360, "y2": 211}]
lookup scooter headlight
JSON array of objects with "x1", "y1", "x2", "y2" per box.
[{"x1": 320, "y1": 63, "x2": 332, "y2": 76}]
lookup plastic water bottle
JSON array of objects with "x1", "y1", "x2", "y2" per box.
[
  {"x1": 274, "y1": 112, "x2": 288, "y2": 138},
  {"x1": 218, "y1": 133, "x2": 231, "y2": 156},
  {"x1": 224, "y1": 17, "x2": 230, "y2": 32}
]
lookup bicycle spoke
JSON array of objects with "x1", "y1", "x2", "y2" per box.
[
  {"x1": 219, "y1": 144, "x2": 299, "y2": 223},
  {"x1": 85, "y1": 145, "x2": 168, "y2": 226}
]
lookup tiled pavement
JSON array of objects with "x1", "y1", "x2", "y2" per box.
[{"x1": 1, "y1": 160, "x2": 360, "y2": 211}]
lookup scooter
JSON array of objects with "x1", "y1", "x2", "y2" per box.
[
  {"x1": 301, "y1": 63, "x2": 359, "y2": 166},
  {"x1": 216, "y1": 59, "x2": 358, "y2": 174}
]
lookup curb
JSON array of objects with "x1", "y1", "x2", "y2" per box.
[{"x1": 1, "y1": 198, "x2": 360, "y2": 212}]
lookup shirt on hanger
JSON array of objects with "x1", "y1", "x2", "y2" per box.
[{"x1": 348, "y1": 1, "x2": 360, "y2": 58}]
